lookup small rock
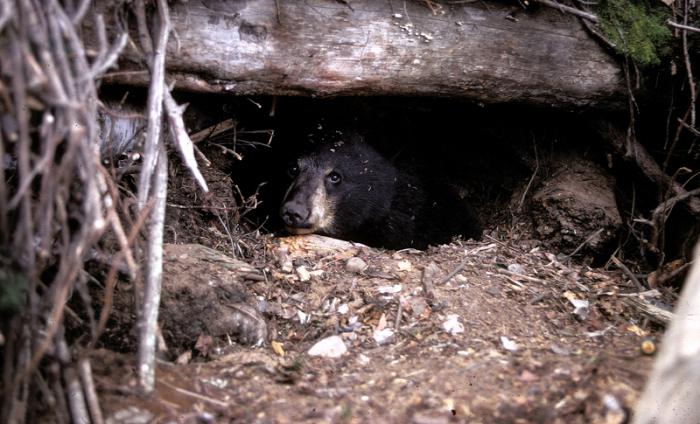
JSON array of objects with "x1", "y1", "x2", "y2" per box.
[
  {"x1": 297, "y1": 310, "x2": 309, "y2": 324},
  {"x1": 357, "y1": 353, "x2": 371, "y2": 365},
  {"x1": 397, "y1": 260, "x2": 412, "y2": 271},
  {"x1": 308, "y1": 335, "x2": 347, "y2": 358},
  {"x1": 568, "y1": 298, "x2": 589, "y2": 320},
  {"x1": 442, "y1": 314, "x2": 464, "y2": 335},
  {"x1": 278, "y1": 247, "x2": 293, "y2": 273},
  {"x1": 500, "y1": 336, "x2": 518, "y2": 352},
  {"x1": 507, "y1": 263, "x2": 525, "y2": 274},
  {"x1": 603, "y1": 393, "x2": 626, "y2": 424},
  {"x1": 373, "y1": 328, "x2": 395, "y2": 345},
  {"x1": 377, "y1": 284, "x2": 402, "y2": 294},
  {"x1": 550, "y1": 343, "x2": 570, "y2": 356},
  {"x1": 519, "y1": 370, "x2": 539, "y2": 382},
  {"x1": 309, "y1": 269, "x2": 324, "y2": 278},
  {"x1": 107, "y1": 406, "x2": 153, "y2": 424},
  {"x1": 296, "y1": 266, "x2": 311, "y2": 282},
  {"x1": 337, "y1": 303, "x2": 349, "y2": 314},
  {"x1": 346, "y1": 257, "x2": 368, "y2": 273},
  {"x1": 485, "y1": 286, "x2": 500, "y2": 296}
]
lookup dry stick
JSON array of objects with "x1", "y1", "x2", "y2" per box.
[
  {"x1": 189, "y1": 118, "x2": 236, "y2": 143},
  {"x1": 92, "y1": 200, "x2": 153, "y2": 348},
  {"x1": 133, "y1": 0, "x2": 171, "y2": 395},
  {"x1": 394, "y1": 300, "x2": 403, "y2": 331},
  {"x1": 56, "y1": 332, "x2": 90, "y2": 424},
  {"x1": 681, "y1": 0, "x2": 696, "y2": 128},
  {"x1": 440, "y1": 260, "x2": 468, "y2": 285},
  {"x1": 534, "y1": 0, "x2": 598, "y2": 22},
  {"x1": 157, "y1": 379, "x2": 230, "y2": 408},
  {"x1": 566, "y1": 228, "x2": 604, "y2": 257},
  {"x1": 599, "y1": 121, "x2": 700, "y2": 215},
  {"x1": 136, "y1": 0, "x2": 170, "y2": 210},
  {"x1": 89, "y1": 14, "x2": 128, "y2": 78},
  {"x1": 69, "y1": 0, "x2": 90, "y2": 25},
  {"x1": 138, "y1": 143, "x2": 168, "y2": 394},
  {"x1": 610, "y1": 255, "x2": 645, "y2": 291},
  {"x1": 78, "y1": 359, "x2": 105, "y2": 424},
  {"x1": 517, "y1": 137, "x2": 539, "y2": 211},
  {"x1": 652, "y1": 187, "x2": 700, "y2": 224},
  {"x1": 0, "y1": 131, "x2": 7, "y2": 243},
  {"x1": 667, "y1": 19, "x2": 700, "y2": 33},
  {"x1": 163, "y1": 90, "x2": 209, "y2": 192},
  {"x1": 677, "y1": 117, "x2": 700, "y2": 137}
]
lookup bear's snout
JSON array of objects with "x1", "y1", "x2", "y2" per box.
[{"x1": 281, "y1": 200, "x2": 309, "y2": 228}]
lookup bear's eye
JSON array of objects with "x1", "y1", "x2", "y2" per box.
[
  {"x1": 327, "y1": 171, "x2": 342, "y2": 185},
  {"x1": 287, "y1": 163, "x2": 300, "y2": 177}
]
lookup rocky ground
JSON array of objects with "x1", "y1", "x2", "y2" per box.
[{"x1": 92, "y1": 232, "x2": 667, "y2": 423}]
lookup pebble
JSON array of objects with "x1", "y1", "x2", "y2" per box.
[
  {"x1": 308, "y1": 335, "x2": 347, "y2": 358},
  {"x1": 373, "y1": 328, "x2": 395, "y2": 345},
  {"x1": 346, "y1": 257, "x2": 368, "y2": 273},
  {"x1": 442, "y1": 314, "x2": 464, "y2": 335},
  {"x1": 500, "y1": 336, "x2": 519, "y2": 352},
  {"x1": 507, "y1": 263, "x2": 525, "y2": 274}
]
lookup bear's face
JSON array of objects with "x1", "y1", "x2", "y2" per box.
[{"x1": 280, "y1": 141, "x2": 397, "y2": 239}]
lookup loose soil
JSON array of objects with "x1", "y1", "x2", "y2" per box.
[
  {"x1": 83, "y1": 111, "x2": 674, "y2": 423},
  {"x1": 93, "y1": 233, "x2": 662, "y2": 423}
]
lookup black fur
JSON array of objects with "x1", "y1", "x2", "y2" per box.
[{"x1": 280, "y1": 138, "x2": 481, "y2": 249}]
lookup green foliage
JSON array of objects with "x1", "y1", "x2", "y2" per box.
[{"x1": 597, "y1": 0, "x2": 672, "y2": 66}]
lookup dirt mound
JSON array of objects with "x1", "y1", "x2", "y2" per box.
[{"x1": 94, "y1": 235, "x2": 662, "y2": 423}]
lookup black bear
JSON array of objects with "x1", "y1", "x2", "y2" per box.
[{"x1": 279, "y1": 136, "x2": 481, "y2": 249}]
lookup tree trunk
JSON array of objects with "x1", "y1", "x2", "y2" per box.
[
  {"x1": 632, "y1": 242, "x2": 700, "y2": 424},
  {"x1": 94, "y1": 0, "x2": 624, "y2": 108}
]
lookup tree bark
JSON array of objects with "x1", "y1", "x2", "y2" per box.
[
  {"x1": 94, "y1": 0, "x2": 624, "y2": 108},
  {"x1": 633, "y1": 242, "x2": 700, "y2": 424}
]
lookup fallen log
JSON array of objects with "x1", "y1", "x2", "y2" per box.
[{"x1": 92, "y1": 0, "x2": 624, "y2": 108}]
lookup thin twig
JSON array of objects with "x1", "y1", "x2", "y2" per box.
[
  {"x1": 667, "y1": 19, "x2": 700, "y2": 33},
  {"x1": 681, "y1": 0, "x2": 696, "y2": 128},
  {"x1": 163, "y1": 90, "x2": 209, "y2": 192},
  {"x1": 517, "y1": 137, "x2": 539, "y2": 211},
  {"x1": 533, "y1": 0, "x2": 598, "y2": 22},
  {"x1": 566, "y1": 228, "x2": 604, "y2": 257},
  {"x1": 610, "y1": 255, "x2": 645, "y2": 291}
]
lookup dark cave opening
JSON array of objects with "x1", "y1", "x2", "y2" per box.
[{"x1": 96, "y1": 88, "x2": 696, "y2": 267}]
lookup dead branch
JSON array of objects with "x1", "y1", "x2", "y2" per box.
[
  {"x1": 533, "y1": 0, "x2": 599, "y2": 22},
  {"x1": 681, "y1": 1, "x2": 696, "y2": 128},
  {"x1": 596, "y1": 121, "x2": 700, "y2": 216},
  {"x1": 137, "y1": 143, "x2": 168, "y2": 393},
  {"x1": 163, "y1": 90, "x2": 209, "y2": 192},
  {"x1": 667, "y1": 19, "x2": 700, "y2": 33},
  {"x1": 135, "y1": 0, "x2": 170, "y2": 211},
  {"x1": 78, "y1": 357, "x2": 105, "y2": 424},
  {"x1": 610, "y1": 255, "x2": 645, "y2": 290},
  {"x1": 621, "y1": 296, "x2": 673, "y2": 326}
]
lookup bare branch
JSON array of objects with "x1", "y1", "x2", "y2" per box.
[
  {"x1": 136, "y1": 0, "x2": 170, "y2": 210},
  {"x1": 137, "y1": 143, "x2": 168, "y2": 394},
  {"x1": 534, "y1": 0, "x2": 599, "y2": 22},
  {"x1": 667, "y1": 19, "x2": 700, "y2": 33},
  {"x1": 163, "y1": 90, "x2": 209, "y2": 192}
]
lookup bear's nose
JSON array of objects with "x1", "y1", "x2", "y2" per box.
[{"x1": 281, "y1": 202, "x2": 308, "y2": 227}]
